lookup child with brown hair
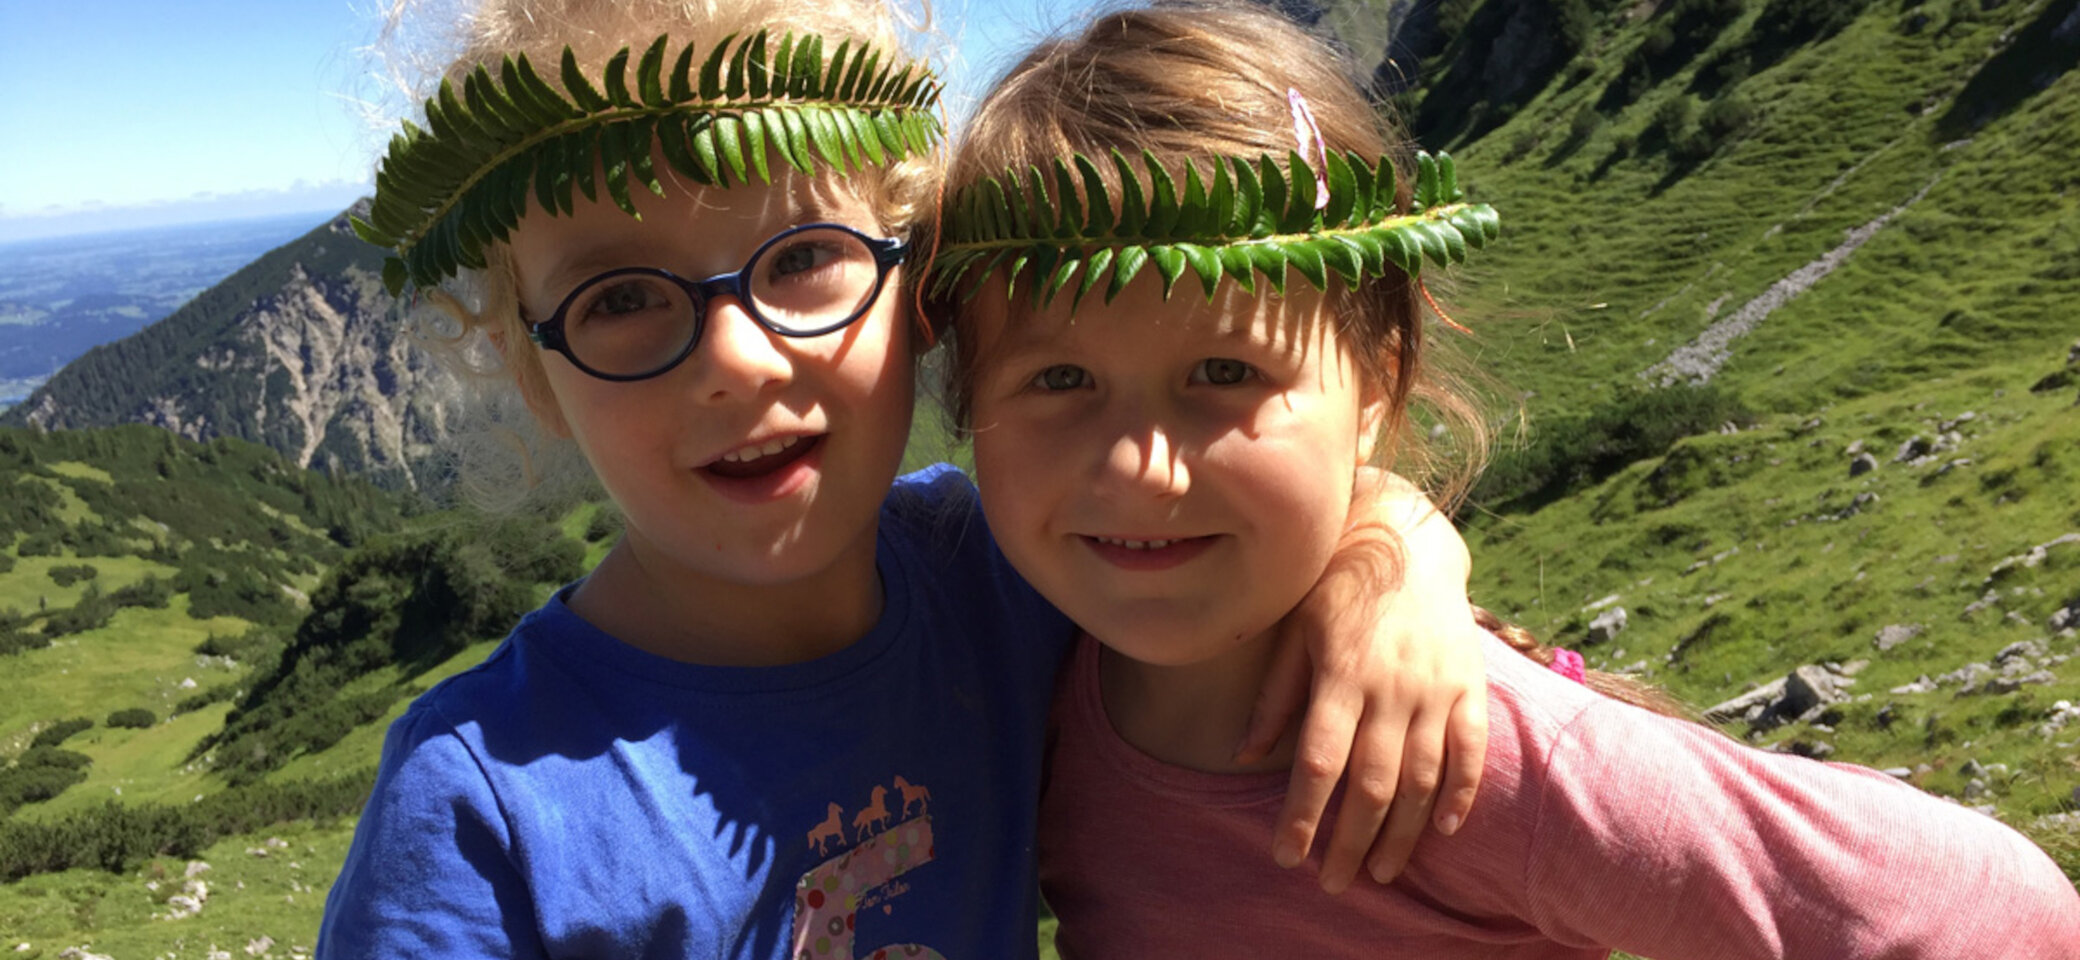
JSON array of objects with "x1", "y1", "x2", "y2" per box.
[
  {"x1": 319, "y1": 0, "x2": 1500, "y2": 956},
  {"x1": 934, "y1": 2, "x2": 2080, "y2": 956}
]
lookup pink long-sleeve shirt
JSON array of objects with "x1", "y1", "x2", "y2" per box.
[{"x1": 1038, "y1": 633, "x2": 2080, "y2": 959}]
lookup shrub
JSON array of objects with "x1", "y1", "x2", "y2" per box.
[
  {"x1": 41, "y1": 586, "x2": 116, "y2": 639},
  {"x1": 583, "y1": 507, "x2": 621, "y2": 543},
  {"x1": 178, "y1": 561, "x2": 296, "y2": 625},
  {"x1": 1700, "y1": 92, "x2": 1757, "y2": 139},
  {"x1": 0, "y1": 770, "x2": 373, "y2": 881},
  {"x1": 30, "y1": 717, "x2": 94, "y2": 749},
  {"x1": 1472, "y1": 384, "x2": 1753, "y2": 511},
  {"x1": 0, "y1": 746, "x2": 93, "y2": 816},
  {"x1": 1570, "y1": 104, "x2": 1606, "y2": 141},
  {"x1": 106, "y1": 708, "x2": 156, "y2": 729},
  {"x1": 1506, "y1": 129, "x2": 1544, "y2": 162},
  {"x1": 196, "y1": 628, "x2": 284, "y2": 665},
  {"x1": 1653, "y1": 96, "x2": 1697, "y2": 144},
  {"x1": 109, "y1": 576, "x2": 173, "y2": 610},
  {"x1": 46, "y1": 563, "x2": 99, "y2": 587}
]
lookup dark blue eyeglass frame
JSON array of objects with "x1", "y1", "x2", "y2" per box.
[{"x1": 526, "y1": 222, "x2": 909, "y2": 383}]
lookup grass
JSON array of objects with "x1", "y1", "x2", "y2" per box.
[
  {"x1": 0, "y1": 818, "x2": 358, "y2": 959},
  {"x1": 0, "y1": 554, "x2": 178, "y2": 621},
  {"x1": 1467, "y1": 349, "x2": 2080, "y2": 831},
  {"x1": 0, "y1": 598, "x2": 250, "y2": 760}
]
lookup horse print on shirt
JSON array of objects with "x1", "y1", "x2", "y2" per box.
[{"x1": 794, "y1": 776, "x2": 946, "y2": 960}]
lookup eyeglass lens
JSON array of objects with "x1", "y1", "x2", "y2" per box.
[{"x1": 560, "y1": 227, "x2": 883, "y2": 377}]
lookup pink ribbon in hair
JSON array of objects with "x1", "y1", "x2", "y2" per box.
[
  {"x1": 1549, "y1": 648, "x2": 1587, "y2": 685},
  {"x1": 1286, "y1": 88, "x2": 1331, "y2": 211}
]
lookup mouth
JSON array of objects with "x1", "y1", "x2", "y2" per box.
[
  {"x1": 697, "y1": 434, "x2": 825, "y2": 503},
  {"x1": 1079, "y1": 534, "x2": 1219, "y2": 571},
  {"x1": 703, "y1": 434, "x2": 818, "y2": 479}
]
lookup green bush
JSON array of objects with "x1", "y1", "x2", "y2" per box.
[
  {"x1": 177, "y1": 557, "x2": 296, "y2": 625},
  {"x1": 1700, "y1": 92, "x2": 1757, "y2": 139},
  {"x1": 0, "y1": 746, "x2": 93, "y2": 816},
  {"x1": 583, "y1": 506, "x2": 622, "y2": 543},
  {"x1": 202, "y1": 512, "x2": 583, "y2": 783},
  {"x1": 41, "y1": 585, "x2": 115, "y2": 639},
  {"x1": 109, "y1": 575, "x2": 174, "y2": 610},
  {"x1": 0, "y1": 770, "x2": 373, "y2": 881},
  {"x1": 106, "y1": 708, "x2": 157, "y2": 729},
  {"x1": 196, "y1": 628, "x2": 285, "y2": 664},
  {"x1": 46, "y1": 563, "x2": 99, "y2": 587},
  {"x1": 29, "y1": 717, "x2": 94, "y2": 749},
  {"x1": 1473, "y1": 384, "x2": 1753, "y2": 511}
]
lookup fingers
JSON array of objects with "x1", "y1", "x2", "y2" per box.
[
  {"x1": 1236, "y1": 623, "x2": 1312, "y2": 766},
  {"x1": 1271, "y1": 681, "x2": 1361, "y2": 871},
  {"x1": 1316, "y1": 702, "x2": 1414, "y2": 893},
  {"x1": 1363, "y1": 704, "x2": 1449, "y2": 884},
  {"x1": 1432, "y1": 684, "x2": 1491, "y2": 837}
]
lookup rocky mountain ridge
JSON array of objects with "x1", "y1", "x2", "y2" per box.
[{"x1": 0, "y1": 206, "x2": 458, "y2": 490}]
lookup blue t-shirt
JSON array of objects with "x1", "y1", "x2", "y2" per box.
[{"x1": 318, "y1": 466, "x2": 1072, "y2": 959}]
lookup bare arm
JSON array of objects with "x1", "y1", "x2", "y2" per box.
[{"x1": 1239, "y1": 468, "x2": 1489, "y2": 891}]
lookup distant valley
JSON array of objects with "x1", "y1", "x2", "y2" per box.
[{"x1": 0, "y1": 213, "x2": 341, "y2": 408}]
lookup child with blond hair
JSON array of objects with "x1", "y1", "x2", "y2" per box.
[
  {"x1": 934, "y1": 3, "x2": 2080, "y2": 956},
  {"x1": 319, "y1": 0, "x2": 1500, "y2": 956}
]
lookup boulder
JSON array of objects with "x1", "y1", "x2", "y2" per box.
[
  {"x1": 1874, "y1": 623, "x2": 1923, "y2": 652},
  {"x1": 1587, "y1": 607, "x2": 1629, "y2": 644},
  {"x1": 1780, "y1": 665, "x2": 1842, "y2": 718},
  {"x1": 1849, "y1": 452, "x2": 1879, "y2": 477}
]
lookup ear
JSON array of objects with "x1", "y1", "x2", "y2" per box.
[{"x1": 1355, "y1": 389, "x2": 1389, "y2": 465}]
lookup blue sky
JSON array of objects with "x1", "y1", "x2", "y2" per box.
[{"x1": 0, "y1": 0, "x2": 1104, "y2": 242}]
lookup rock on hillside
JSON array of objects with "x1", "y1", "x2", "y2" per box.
[{"x1": 1, "y1": 203, "x2": 457, "y2": 490}]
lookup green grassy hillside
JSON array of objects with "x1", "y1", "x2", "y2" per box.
[
  {"x1": 1406, "y1": 0, "x2": 2080, "y2": 880},
  {"x1": 0, "y1": 427, "x2": 599, "y2": 953}
]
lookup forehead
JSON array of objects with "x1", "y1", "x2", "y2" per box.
[
  {"x1": 971, "y1": 271, "x2": 1335, "y2": 358},
  {"x1": 508, "y1": 170, "x2": 882, "y2": 295}
]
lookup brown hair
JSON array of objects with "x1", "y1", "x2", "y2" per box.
[
  {"x1": 935, "y1": 0, "x2": 1691, "y2": 720},
  {"x1": 929, "y1": 0, "x2": 1486, "y2": 498}
]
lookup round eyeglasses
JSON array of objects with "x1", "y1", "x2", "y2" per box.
[{"x1": 526, "y1": 223, "x2": 909, "y2": 382}]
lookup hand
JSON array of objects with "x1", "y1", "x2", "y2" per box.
[{"x1": 1237, "y1": 469, "x2": 1489, "y2": 892}]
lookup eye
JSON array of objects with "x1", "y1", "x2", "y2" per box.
[
  {"x1": 1031, "y1": 365, "x2": 1091, "y2": 391},
  {"x1": 765, "y1": 239, "x2": 845, "y2": 282},
  {"x1": 578, "y1": 278, "x2": 671, "y2": 321},
  {"x1": 1191, "y1": 358, "x2": 1255, "y2": 386}
]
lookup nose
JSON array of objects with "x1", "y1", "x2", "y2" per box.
[
  {"x1": 1092, "y1": 407, "x2": 1190, "y2": 501},
  {"x1": 688, "y1": 294, "x2": 791, "y2": 403}
]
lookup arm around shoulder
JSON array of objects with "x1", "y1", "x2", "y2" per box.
[
  {"x1": 1519, "y1": 694, "x2": 2080, "y2": 959},
  {"x1": 318, "y1": 706, "x2": 546, "y2": 959}
]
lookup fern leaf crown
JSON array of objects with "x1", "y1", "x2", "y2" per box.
[
  {"x1": 931, "y1": 149, "x2": 1499, "y2": 309},
  {"x1": 353, "y1": 31, "x2": 944, "y2": 295}
]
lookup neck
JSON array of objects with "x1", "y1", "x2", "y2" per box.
[
  {"x1": 567, "y1": 531, "x2": 883, "y2": 667},
  {"x1": 1098, "y1": 629, "x2": 1296, "y2": 774}
]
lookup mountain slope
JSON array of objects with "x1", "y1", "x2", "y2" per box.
[
  {"x1": 0, "y1": 206, "x2": 459, "y2": 490},
  {"x1": 1359, "y1": 0, "x2": 2080, "y2": 863}
]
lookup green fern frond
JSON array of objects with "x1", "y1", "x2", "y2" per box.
[
  {"x1": 354, "y1": 31, "x2": 944, "y2": 294},
  {"x1": 931, "y1": 150, "x2": 1498, "y2": 310}
]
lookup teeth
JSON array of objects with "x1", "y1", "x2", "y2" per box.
[
  {"x1": 719, "y1": 435, "x2": 801, "y2": 463},
  {"x1": 1096, "y1": 536, "x2": 1177, "y2": 550}
]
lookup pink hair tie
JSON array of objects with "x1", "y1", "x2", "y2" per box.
[
  {"x1": 1549, "y1": 648, "x2": 1587, "y2": 685},
  {"x1": 1285, "y1": 87, "x2": 1331, "y2": 211}
]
